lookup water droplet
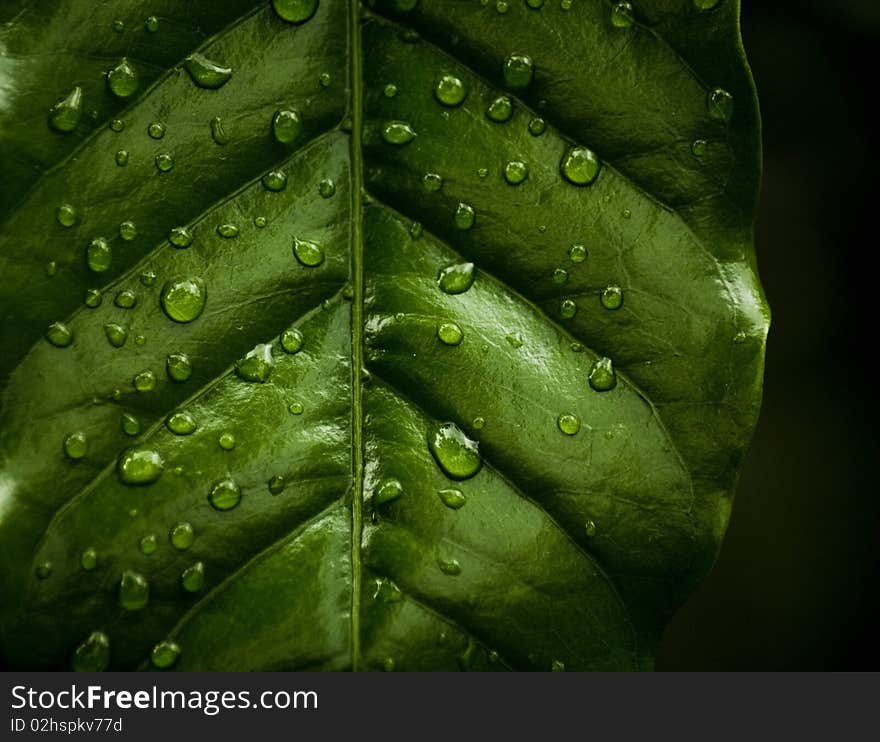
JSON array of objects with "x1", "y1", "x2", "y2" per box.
[
  {"x1": 184, "y1": 53, "x2": 233, "y2": 89},
  {"x1": 708, "y1": 87, "x2": 734, "y2": 121},
  {"x1": 691, "y1": 139, "x2": 708, "y2": 157},
  {"x1": 262, "y1": 170, "x2": 288, "y2": 191},
  {"x1": 46, "y1": 321, "x2": 73, "y2": 347},
  {"x1": 472, "y1": 416, "x2": 485, "y2": 430},
  {"x1": 236, "y1": 344, "x2": 274, "y2": 383},
  {"x1": 503, "y1": 160, "x2": 528, "y2": 185},
  {"x1": 151, "y1": 640, "x2": 181, "y2": 669},
  {"x1": 280, "y1": 327, "x2": 305, "y2": 353},
  {"x1": 559, "y1": 299, "x2": 577, "y2": 319},
  {"x1": 289, "y1": 401, "x2": 304, "y2": 415},
  {"x1": 553, "y1": 268, "x2": 569, "y2": 285},
  {"x1": 34, "y1": 561, "x2": 52, "y2": 579},
  {"x1": 80, "y1": 547, "x2": 97, "y2": 571},
  {"x1": 611, "y1": 1, "x2": 635, "y2": 28},
  {"x1": 155, "y1": 153, "x2": 174, "y2": 172},
  {"x1": 45, "y1": 261, "x2": 56, "y2": 277},
  {"x1": 206, "y1": 116, "x2": 230, "y2": 146},
  {"x1": 81, "y1": 289, "x2": 101, "y2": 310},
  {"x1": 218, "y1": 432, "x2": 237, "y2": 450},
  {"x1": 56, "y1": 203, "x2": 77, "y2": 227},
  {"x1": 161, "y1": 277, "x2": 207, "y2": 323},
  {"x1": 167, "y1": 352, "x2": 193, "y2": 382},
  {"x1": 409, "y1": 221, "x2": 423, "y2": 239},
  {"x1": 585, "y1": 520, "x2": 597, "y2": 538},
  {"x1": 561, "y1": 146, "x2": 601, "y2": 186},
  {"x1": 568, "y1": 244, "x2": 587, "y2": 263},
  {"x1": 395, "y1": 0, "x2": 419, "y2": 10},
  {"x1": 87, "y1": 237, "x2": 112, "y2": 273},
  {"x1": 134, "y1": 334, "x2": 146, "y2": 346},
  {"x1": 115, "y1": 149, "x2": 129, "y2": 167},
  {"x1": 561, "y1": 0, "x2": 573, "y2": 10},
  {"x1": 486, "y1": 95, "x2": 513, "y2": 122},
  {"x1": 319, "y1": 72, "x2": 332, "y2": 87},
  {"x1": 454, "y1": 202, "x2": 475, "y2": 230},
  {"x1": 437, "y1": 322, "x2": 464, "y2": 346},
  {"x1": 383, "y1": 83, "x2": 398, "y2": 98},
  {"x1": 600, "y1": 284, "x2": 624, "y2": 310},
  {"x1": 268, "y1": 475, "x2": 286, "y2": 495},
  {"x1": 181, "y1": 562, "x2": 205, "y2": 593},
  {"x1": 110, "y1": 118, "x2": 125, "y2": 132},
  {"x1": 166, "y1": 411, "x2": 197, "y2": 436},
  {"x1": 551, "y1": 659, "x2": 566, "y2": 671},
  {"x1": 272, "y1": 0, "x2": 319, "y2": 23},
  {"x1": 503, "y1": 53, "x2": 534, "y2": 90},
  {"x1": 140, "y1": 534, "x2": 158, "y2": 555},
  {"x1": 496, "y1": 0, "x2": 510, "y2": 12},
  {"x1": 117, "y1": 448, "x2": 164, "y2": 485},
  {"x1": 209, "y1": 478, "x2": 242, "y2": 511},
  {"x1": 434, "y1": 74, "x2": 467, "y2": 107},
  {"x1": 526, "y1": 0, "x2": 545, "y2": 8},
  {"x1": 272, "y1": 109, "x2": 303, "y2": 145},
  {"x1": 383, "y1": 657, "x2": 395, "y2": 672},
  {"x1": 141, "y1": 270, "x2": 156, "y2": 286},
  {"x1": 145, "y1": 15, "x2": 159, "y2": 32},
  {"x1": 557, "y1": 413, "x2": 581, "y2": 436},
  {"x1": 72, "y1": 631, "x2": 110, "y2": 672},
  {"x1": 588, "y1": 357, "x2": 617, "y2": 391},
  {"x1": 375, "y1": 479, "x2": 403, "y2": 505},
  {"x1": 115, "y1": 289, "x2": 137, "y2": 309},
  {"x1": 107, "y1": 58, "x2": 139, "y2": 98},
  {"x1": 292, "y1": 237, "x2": 325, "y2": 267},
  {"x1": 102, "y1": 323, "x2": 126, "y2": 348},
  {"x1": 148, "y1": 121, "x2": 166, "y2": 139},
  {"x1": 119, "y1": 220, "x2": 137, "y2": 242},
  {"x1": 48, "y1": 87, "x2": 83, "y2": 132},
  {"x1": 429, "y1": 422, "x2": 482, "y2": 480},
  {"x1": 506, "y1": 332, "x2": 524, "y2": 348},
  {"x1": 119, "y1": 569, "x2": 149, "y2": 610},
  {"x1": 318, "y1": 178, "x2": 336, "y2": 198},
  {"x1": 217, "y1": 223, "x2": 239, "y2": 239},
  {"x1": 438, "y1": 557, "x2": 461, "y2": 576},
  {"x1": 167, "y1": 227, "x2": 193, "y2": 249},
  {"x1": 438, "y1": 488, "x2": 466, "y2": 509},
  {"x1": 528, "y1": 117, "x2": 547, "y2": 137},
  {"x1": 119, "y1": 413, "x2": 140, "y2": 437},
  {"x1": 693, "y1": 0, "x2": 721, "y2": 10},
  {"x1": 423, "y1": 172, "x2": 443, "y2": 191},
  {"x1": 382, "y1": 120, "x2": 416, "y2": 145},
  {"x1": 132, "y1": 370, "x2": 156, "y2": 393},
  {"x1": 254, "y1": 215, "x2": 268, "y2": 228},
  {"x1": 477, "y1": 167, "x2": 488, "y2": 178},
  {"x1": 438, "y1": 262, "x2": 475, "y2": 294},
  {"x1": 63, "y1": 431, "x2": 88, "y2": 460},
  {"x1": 170, "y1": 522, "x2": 195, "y2": 550},
  {"x1": 113, "y1": 19, "x2": 125, "y2": 33}
]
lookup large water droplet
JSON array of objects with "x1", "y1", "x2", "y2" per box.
[
  {"x1": 133, "y1": 369, "x2": 156, "y2": 393},
  {"x1": 600, "y1": 285, "x2": 624, "y2": 310},
  {"x1": 561, "y1": 146, "x2": 601, "y2": 185},
  {"x1": 151, "y1": 641, "x2": 181, "y2": 669},
  {"x1": 280, "y1": 327, "x2": 305, "y2": 353},
  {"x1": 236, "y1": 344, "x2": 274, "y2": 383},
  {"x1": 87, "y1": 237, "x2": 112, "y2": 273},
  {"x1": 170, "y1": 522, "x2": 195, "y2": 550},
  {"x1": 454, "y1": 202, "x2": 475, "y2": 230},
  {"x1": 119, "y1": 569, "x2": 149, "y2": 610},
  {"x1": 48, "y1": 87, "x2": 83, "y2": 132},
  {"x1": 46, "y1": 321, "x2": 73, "y2": 347},
  {"x1": 181, "y1": 562, "x2": 205, "y2": 593},
  {"x1": 486, "y1": 95, "x2": 513, "y2": 122},
  {"x1": 588, "y1": 357, "x2": 617, "y2": 391},
  {"x1": 166, "y1": 411, "x2": 197, "y2": 435},
  {"x1": 166, "y1": 352, "x2": 193, "y2": 382},
  {"x1": 708, "y1": 87, "x2": 734, "y2": 121},
  {"x1": 107, "y1": 58, "x2": 139, "y2": 98},
  {"x1": 382, "y1": 120, "x2": 416, "y2": 145},
  {"x1": 272, "y1": 0, "x2": 319, "y2": 23},
  {"x1": 63, "y1": 432, "x2": 88, "y2": 460},
  {"x1": 184, "y1": 53, "x2": 233, "y2": 89},
  {"x1": 219, "y1": 432, "x2": 237, "y2": 450},
  {"x1": 56, "y1": 203, "x2": 78, "y2": 227},
  {"x1": 155, "y1": 153, "x2": 174, "y2": 172},
  {"x1": 559, "y1": 299, "x2": 577, "y2": 319},
  {"x1": 503, "y1": 53, "x2": 534, "y2": 89},
  {"x1": 568, "y1": 243, "x2": 587, "y2": 263},
  {"x1": 434, "y1": 74, "x2": 467, "y2": 106},
  {"x1": 503, "y1": 160, "x2": 528, "y2": 185},
  {"x1": 72, "y1": 631, "x2": 110, "y2": 672},
  {"x1": 117, "y1": 448, "x2": 164, "y2": 485},
  {"x1": 104, "y1": 322, "x2": 127, "y2": 348},
  {"x1": 557, "y1": 413, "x2": 581, "y2": 435},
  {"x1": 611, "y1": 1, "x2": 635, "y2": 28},
  {"x1": 84, "y1": 288, "x2": 102, "y2": 308},
  {"x1": 438, "y1": 488, "x2": 467, "y2": 509},
  {"x1": 437, "y1": 322, "x2": 464, "y2": 346},
  {"x1": 429, "y1": 422, "x2": 482, "y2": 480},
  {"x1": 273, "y1": 109, "x2": 303, "y2": 144},
  {"x1": 375, "y1": 479, "x2": 403, "y2": 505},
  {"x1": 292, "y1": 237, "x2": 325, "y2": 267},
  {"x1": 209, "y1": 478, "x2": 242, "y2": 511},
  {"x1": 115, "y1": 289, "x2": 137, "y2": 309},
  {"x1": 161, "y1": 277, "x2": 207, "y2": 323},
  {"x1": 217, "y1": 223, "x2": 239, "y2": 239},
  {"x1": 262, "y1": 170, "x2": 288, "y2": 191},
  {"x1": 438, "y1": 262, "x2": 475, "y2": 294}
]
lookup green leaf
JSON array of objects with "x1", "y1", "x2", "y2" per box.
[{"x1": 0, "y1": 0, "x2": 768, "y2": 671}]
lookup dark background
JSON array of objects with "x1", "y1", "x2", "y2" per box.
[{"x1": 658, "y1": 0, "x2": 878, "y2": 669}]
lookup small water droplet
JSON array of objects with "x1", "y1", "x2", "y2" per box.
[
  {"x1": 272, "y1": 0, "x2": 319, "y2": 23},
  {"x1": 145, "y1": 15, "x2": 159, "y2": 32},
  {"x1": 217, "y1": 223, "x2": 239, "y2": 239},
  {"x1": 382, "y1": 120, "x2": 416, "y2": 145},
  {"x1": 561, "y1": 146, "x2": 601, "y2": 185},
  {"x1": 168, "y1": 226, "x2": 193, "y2": 248},
  {"x1": 80, "y1": 547, "x2": 98, "y2": 571},
  {"x1": 119, "y1": 220, "x2": 137, "y2": 242},
  {"x1": 262, "y1": 170, "x2": 288, "y2": 192},
  {"x1": 184, "y1": 53, "x2": 233, "y2": 89},
  {"x1": 429, "y1": 422, "x2": 482, "y2": 480},
  {"x1": 472, "y1": 416, "x2": 485, "y2": 430},
  {"x1": 151, "y1": 640, "x2": 181, "y2": 669},
  {"x1": 486, "y1": 95, "x2": 513, "y2": 122},
  {"x1": 114, "y1": 289, "x2": 137, "y2": 309},
  {"x1": 375, "y1": 479, "x2": 403, "y2": 505},
  {"x1": 110, "y1": 118, "x2": 125, "y2": 132},
  {"x1": 147, "y1": 121, "x2": 166, "y2": 139},
  {"x1": 117, "y1": 448, "x2": 164, "y2": 485},
  {"x1": 503, "y1": 160, "x2": 529, "y2": 185},
  {"x1": 693, "y1": 0, "x2": 721, "y2": 10},
  {"x1": 506, "y1": 332, "x2": 523, "y2": 348},
  {"x1": 170, "y1": 522, "x2": 195, "y2": 550},
  {"x1": 208, "y1": 115, "x2": 230, "y2": 146},
  {"x1": 422, "y1": 172, "x2": 443, "y2": 192},
  {"x1": 437, "y1": 322, "x2": 464, "y2": 346},
  {"x1": 438, "y1": 488, "x2": 466, "y2": 509},
  {"x1": 589, "y1": 357, "x2": 617, "y2": 391},
  {"x1": 161, "y1": 277, "x2": 207, "y2": 323},
  {"x1": 289, "y1": 401, "x2": 304, "y2": 415},
  {"x1": 438, "y1": 262, "x2": 475, "y2": 294},
  {"x1": 140, "y1": 270, "x2": 156, "y2": 286},
  {"x1": 107, "y1": 58, "x2": 139, "y2": 98},
  {"x1": 181, "y1": 562, "x2": 205, "y2": 592},
  {"x1": 103, "y1": 322, "x2": 126, "y2": 348},
  {"x1": 166, "y1": 352, "x2": 193, "y2": 382},
  {"x1": 528, "y1": 117, "x2": 547, "y2": 136},
  {"x1": 454, "y1": 202, "x2": 475, "y2": 230},
  {"x1": 557, "y1": 413, "x2": 581, "y2": 435},
  {"x1": 155, "y1": 153, "x2": 174, "y2": 172},
  {"x1": 218, "y1": 431, "x2": 237, "y2": 450},
  {"x1": 140, "y1": 534, "x2": 158, "y2": 555},
  {"x1": 319, "y1": 178, "x2": 337, "y2": 198},
  {"x1": 600, "y1": 284, "x2": 624, "y2": 310},
  {"x1": 268, "y1": 475, "x2": 286, "y2": 495},
  {"x1": 48, "y1": 87, "x2": 83, "y2": 132},
  {"x1": 611, "y1": 1, "x2": 635, "y2": 28},
  {"x1": 292, "y1": 237, "x2": 325, "y2": 267},
  {"x1": 551, "y1": 659, "x2": 566, "y2": 671},
  {"x1": 409, "y1": 221, "x2": 423, "y2": 239},
  {"x1": 438, "y1": 557, "x2": 461, "y2": 575},
  {"x1": 119, "y1": 569, "x2": 149, "y2": 610},
  {"x1": 209, "y1": 478, "x2": 242, "y2": 511},
  {"x1": 63, "y1": 431, "x2": 88, "y2": 460},
  {"x1": 236, "y1": 344, "x2": 274, "y2": 383},
  {"x1": 83, "y1": 289, "x2": 102, "y2": 308},
  {"x1": 553, "y1": 268, "x2": 569, "y2": 285},
  {"x1": 691, "y1": 139, "x2": 708, "y2": 157},
  {"x1": 121, "y1": 413, "x2": 141, "y2": 437},
  {"x1": 87, "y1": 237, "x2": 112, "y2": 273},
  {"x1": 115, "y1": 149, "x2": 129, "y2": 167},
  {"x1": 503, "y1": 53, "x2": 534, "y2": 90},
  {"x1": 708, "y1": 87, "x2": 734, "y2": 122},
  {"x1": 46, "y1": 263, "x2": 57, "y2": 277},
  {"x1": 166, "y1": 411, "x2": 198, "y2": 436},
  {"x1": 34, "y1": 561, "x2": 52, "y2": 579},
  {"x1": 113, "y1": 19, "x2": 125, "y2": 33},
  {"x1": 132, "y1": 370, "x2": 156, "y2": 393},
  {"x1": 46, "y1": 321, "x2": 73, "y2": 347},
  {"x1": 559, "y1": 298, "x2": 577, "y2": 319},
  {"x1": 319, "y1": 72, "x2": 332, "y2": 87},
  {"x1": 273, "y1": 109, "x2": 303, "y2": 144},
  {"x1": 561, "y1": 0, "x2": 573, "y2": 10},
  {"x1": 254, "y1": 215, "x2": 269, "y2": 228},
  {"x1": 383, "y1": 83, "x2": 398, "y2": 98},
  {"x1": 568, "y1": 244, "x2": 587, "y2": 263},
  {"x1": 434, "y1": 73, "x2": 467, "y2": 106},
  {"x1": 56, "y1": 203, "x2": 78, "y2": 227},
  {"x1": 72, "y1": 631, "x2": 110, "y2": 672},
  {"x1": 280, "y1": 327, "x2": 305, "y2": 353},
  {"x1": 585, "y1": 520, "x2": 597, "y2": 538}
]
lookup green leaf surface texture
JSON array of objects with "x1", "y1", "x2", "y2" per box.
[{"x1": 0, "y1": 0, "x2": 768, "y2": 671}]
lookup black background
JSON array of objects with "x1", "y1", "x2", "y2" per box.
[{"x1": 658, "y1": 0, "x2": 878, "y2": 669}]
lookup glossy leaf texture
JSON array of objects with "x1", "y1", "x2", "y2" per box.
[{"x1": 0, "y1": 0, "x2": 768, "y2": 671}]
